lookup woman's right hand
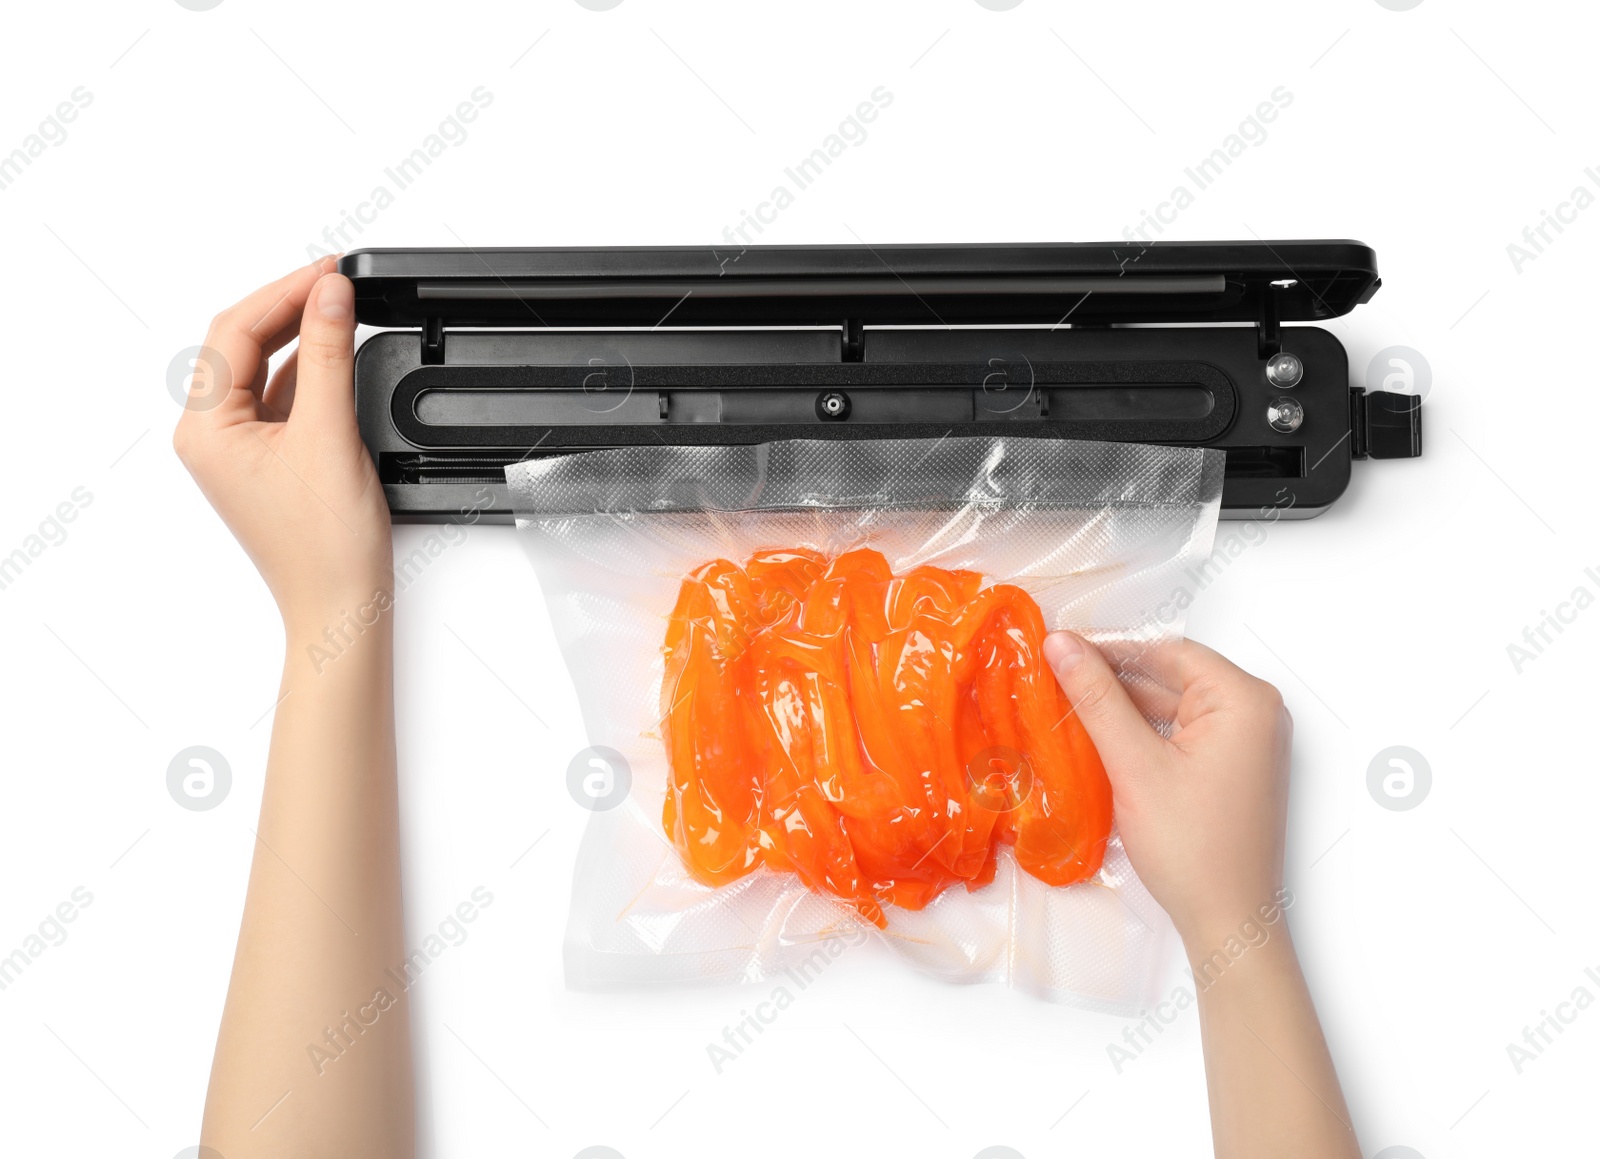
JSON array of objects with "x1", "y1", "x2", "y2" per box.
[{"x1": 1043, "y1": 632, "x2": 1294, "y2": 955}]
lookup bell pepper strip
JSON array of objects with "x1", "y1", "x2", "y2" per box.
[
  {"x1": 1001, "y1": 595, "x2": 1115, "y2": 886},
  {"x1": 660, "y1": 560, "x2": 765, "y2": 888},
  {"x1": 874, "y1": 565, "x2": 984, "y2": 878},
  {"x1": 948, "y1": 584, "x2": 1058, "y2": 880},
  {"x1": 952, "y1": 673, "x2": 1002, "y2": 890},
  {"x1": 736, "y1": 554, "x2": 874, "y2": 904},
  {"x1": 884, "y1": 575, "x2": 1015, "y2": 882},
  {"x1": 747, "y1": 636, "x2": 885, "y2": 928},
  {"x1": 824, "y1": 552, "x2": 962, "y2": 909}
]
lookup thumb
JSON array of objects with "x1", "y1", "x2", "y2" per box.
[
  {"x1": 1043, "y1": 631, "x2": 1165, "y2": 782},
  {"x1": 288, "y1": 272, "x2": 358, "y2": 431}
]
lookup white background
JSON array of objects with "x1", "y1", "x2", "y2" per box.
[{"x1": 1, "y1": 2, "x2": 1594, "y2": 1156}]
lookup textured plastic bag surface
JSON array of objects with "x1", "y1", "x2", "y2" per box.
[{"x1": 507, "y1": 437, "x2": 1223, "y2": 1012}]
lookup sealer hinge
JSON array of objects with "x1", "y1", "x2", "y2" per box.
[
  {"x1": 1256, "y1": 290, "x2": 1281, "y2": 360},
  {"x1": 422, "y1": 317, "x2": 446, "y2": 365},
  {"x1": 842, "y1": 318, "x2": 864, "y2": 362}
]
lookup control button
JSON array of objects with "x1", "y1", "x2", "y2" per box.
[
  {"x1": 1265, "y1": 352, "x2": 1304, "y2": 388},
  {"x1": 1267, "y1": 396, "x2": 1304, "y2": 433}
]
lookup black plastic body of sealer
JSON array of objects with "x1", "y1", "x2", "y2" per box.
[{"x1": 342, "y1": 241, "x2": 1422, "y2": 523}]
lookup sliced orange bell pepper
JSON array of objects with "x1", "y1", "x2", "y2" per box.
[{"x1": 659, "y1": 548, "x2": 1114, "y2": 923}]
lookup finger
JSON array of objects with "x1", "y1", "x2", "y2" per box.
[
  {"x1": 1123, "y1": 669, "x2": 1183, "y2": 729},
  {"x1": 184, "y1": 257, "x2": 338, "y2": 428},
  {"x1": 1172, "y1": 636, "x2": 1270, "y2": 726},
  {"x1": 1174, "y1": 636, "x2": 1240, "y2": 684},
  {"x1": 1093, "y1": 636, "x2": 1183, "y2": 724},
  {"x1": 1043, "y1": 631, "x2": 1167, "y2": 781},
  {"x1": 286, "y1": 272, "x2": 358, "y2": 432},
  {"x1": 261, "y1": 350, "x2": 299, "y2": 420}
]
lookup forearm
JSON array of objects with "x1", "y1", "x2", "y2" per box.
[
  {"x1": 1190, "y1": 928, "x2": 1357, "y2": 1159},
  {"x1": 201, "y1": 606, "x2": 413, "y2": 1158}
]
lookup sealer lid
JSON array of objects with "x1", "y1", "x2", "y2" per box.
[{"x1": 340, "y1": 240, "x2": 1379, "y2": 330}]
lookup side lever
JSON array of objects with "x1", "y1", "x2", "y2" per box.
[{"x1": 1350, "y1": 389, "x2": 1422, "y2": 460}]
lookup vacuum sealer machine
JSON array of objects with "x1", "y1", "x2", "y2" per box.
[{"x1": 342, "y1": 241, "x2": 1421, "y2": 521}]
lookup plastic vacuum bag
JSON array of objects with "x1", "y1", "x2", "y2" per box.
[{"x1": 507, "y1": 437, "x2": 1223, "y2": 1011}]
